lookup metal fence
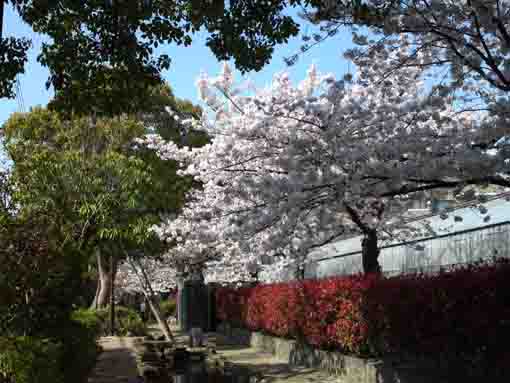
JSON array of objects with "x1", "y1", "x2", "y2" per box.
[{"x1": 304, "y1": 221, "x2": 510, "y2": 280}]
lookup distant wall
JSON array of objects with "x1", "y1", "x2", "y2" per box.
[{"x1": 300, "y1": 221, "x2": 510, "y2": 281}]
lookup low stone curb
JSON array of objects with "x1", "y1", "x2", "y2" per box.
[{"x1": 217, "y1": 323, "x2": 509, "y2": 383}]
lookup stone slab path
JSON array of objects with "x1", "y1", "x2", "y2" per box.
[
  {"x1": 158, "y1": 324, "x2": 340, "y2": 383},
  {"x1": 87, "y1": 326, "x2": 340, "y2": 383},
  {"x1": 213, "y1": 334, "x2": 340, "y2": 383},
  {"x1": 87, "y1": 337, "x2": 142, "y2": 383}
]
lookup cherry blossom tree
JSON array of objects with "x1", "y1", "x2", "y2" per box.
[
  {"x1": 136, "y1": 54, "x2": 510, "y2": 280},
  {"x1": 116, "y1": 259, "x2": 177, "y2": 295},
  {"x1": 115, "y1": 255, "x2": 176, "y2": 342},
  {"x1": 295, "y1": 1, "x2": 510, "y2": 141}
]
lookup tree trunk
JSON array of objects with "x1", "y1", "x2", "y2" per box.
[
  {"x1": 96, "y1": 251, "x2": 111, "y2": 308},
  {"x1": 90, "y1": 250, "x2": 103, "y2": 309},
  {"x1": 361, "y1": 229, "x2": 381, "y2": 274},
  {"x1": 295, "y1": 263, "x2": 305, "y2": 280},
  {"x1": 110, "y1": 255, "x2": 116, "y2": 335},
  {"x1": 145, "y1": 294, "x2": 174, "y2": 342},
  {"x1": 90, "y1": 249, "x2": 117, "y2": 309},
  {"x1": 128, "y1": 257, "x2": 175, "y2": 343},
  {"x1": 90, "y1": 279, "x2": 101, "y2": 309}
]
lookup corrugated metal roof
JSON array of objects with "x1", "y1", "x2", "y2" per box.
[{"x1": 308, "y1": 194, "x2": 510, "y2": 260}]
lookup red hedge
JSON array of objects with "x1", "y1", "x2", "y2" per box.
[{"x1": 216, "y1": 258, "x2": 510, "y2": 361}]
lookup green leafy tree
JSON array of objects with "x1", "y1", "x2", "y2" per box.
[
  {"x1": 1, "y1": 170, "x2": 88, "y2": 337},
  {"x1": 3, "y1": 0, "x2": 301, "y2": 106},
  {"x1": 0, "y1": 211, "x2": 87, "y2": 336},
  {"x1": 4, "y1": 110, "x2": 162, "y2": 302},
  {"x1": 2, "y1": 79, "x2": 208, "y2": 301},
  {"x1": 0, "y1": 1, "x2": 30, "y2": 98}
]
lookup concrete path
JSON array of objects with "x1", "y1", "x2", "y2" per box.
[
  {"x1": 87, "y1": 337, "x2": 142, "y2": 383},
  {"x1": 156, "y1": 324, "x2": 340, "y2": 383},
  {"x1": 213, "y1": 335, "x2": 340, "y2": 383},
  {"x1": 89, "y1": 325, "x2": 340, "y2": 383}
]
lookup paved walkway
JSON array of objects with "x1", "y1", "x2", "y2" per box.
[
  {"x1": 159, "y1": 325, "x2": 340, "y2": 383},
  {"x1": 87, "y1": 327, "x2": 340, "y2": 383},
  {"x1": 213, "y1": 333, "x2": 340, "y2": 383},
  {"x1": 87, "y1": 337, "x2": 141, "y2": 383}
]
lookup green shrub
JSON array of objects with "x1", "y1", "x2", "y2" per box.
[
  {"x1": 160, "y1": 299, "x2": 177, "y2": 319},
  {"x1": 0, "y1": 337, "x2": 63, "y2": 383},
  {"x1": 71, "y1": 308, "x2": 102, "y2": 338},
  {"x1": 96, "y1": 306, "x2": 147, "y2": 336},
  {"x1": 60, "y1": 311, "x2": 101, "y2": 381},
  {"x1": 0, "y1": 312, "x2": 101, "y2": 383}
]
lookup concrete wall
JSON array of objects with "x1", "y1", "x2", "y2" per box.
[
  {"x1": 217, "y1": 323, "x2": 506, "y2": 383},
  {"x1": 304, "y1": 221, "x2": 510, "y2": 280}
]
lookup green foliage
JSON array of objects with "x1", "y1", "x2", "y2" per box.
[
  {"x1": 0, "y1": 37, "x2": 30, "y2": 99},
  {"x1": 0, "y1": 183, "x2": 98, "y2": 381},
  {"x1": 95, "y1": 306, "x2": 147, "y2": 336},
  {"x1": 0, "y1": 170, "x2": 12, "y2": 218},
  {"x1": 46, "y1": 66, "x2": 164, "y2": 118},
  {"x1": 6, "y1": 0, "x2": 300, "y2": 113},
  {"x1": 2, "y1": 108, "x2": 184, "y2": 258},
  {"x1": 55, "y1": 314, "x2": 101, "y2": 382},
  {"x1": 70, "y1": 308, "x2": 102, "y2": 339},
  {"x1": 203, "y1": 0, "x2": 300, "y2": 72},
  {"x1": 0, "y1": 310, "x2": 101, "y2": 383},
  {"x1": 0, "y1": 211, "x2": 88, "y2": 337},
  {"x1": 0, "y1": 337, "x2": 63, "y2": 383},
  {"x1": 159, "y1": 299, "x2": 177, "y2": 319},
  {"x1": 1, "y1": 88, "x2": 207, "y2": 325}
]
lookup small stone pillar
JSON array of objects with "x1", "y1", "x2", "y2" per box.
[{"x1": 176, "y1": 267, "x2": 186, "y2": 329}]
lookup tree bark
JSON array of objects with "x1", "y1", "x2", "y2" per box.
[
  {"x1": 295, "y1": 260, "x2": 305, "y2": 280},
  {"x1": 128, "y1": 257, "x2": 175, "y2": 343},
  {"x1": 90, "y1": 279, "x2": 101, "y2": 309},
  {"x1": 96, "y1": 251, "x2": 111, "y2": 308},
  {"x1": 90, "y1": 249, "x2": 117, "y2": 309},
  {"x1": 110, "y1": 255, "x2": 116, "y2": 335},
  {"x1": 361, "y1": 229, "x2": 381, "y2": 274},
  {"x1": 343, "y1": 202, "x2": 383, "y2": 275}
]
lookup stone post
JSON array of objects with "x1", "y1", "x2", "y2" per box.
[{"x1": 175, "y1": 265, "x2": 186, "y2": 328}]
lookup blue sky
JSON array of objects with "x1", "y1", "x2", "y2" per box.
[{"x1": 0, "y1": 4, "x2": 355, "y2": 127}]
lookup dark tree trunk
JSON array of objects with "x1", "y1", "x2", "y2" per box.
[
  {"x1": 295, "y1": 262, "x2": 305, "y2": 280},
  {"x1": 361, "y1": 229, "x2": 381, "y2": 274}
]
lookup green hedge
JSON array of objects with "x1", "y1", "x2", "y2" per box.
[
  {"x1": 63, "y1": 309, "x2": 102, "y2": 380},
  {"x1": 95, "y1": 306, "x2": 147, "y2": 336},
  {"x1": 0, "y1": 337, "x2": 63, "y2": 383},
  {"x1": 159, "y1": 299, "x2": 177, "y2": 319},
  {"x1": 0, "y1": 310, "x2": 101, "y2": 383}
]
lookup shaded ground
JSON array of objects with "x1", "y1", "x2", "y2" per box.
[
  {"x1": 213, "y1": 338, "x2": 339, "y2": 383},
  {"x1": 87, "y1": 326, "x2": 340, "y2": 383},
  {"x1": 157, "y1": 325, "x2": 340, "y2": 383},
  {"x1": 87, "y1": 337, "x2": 141, "y2": 383}
]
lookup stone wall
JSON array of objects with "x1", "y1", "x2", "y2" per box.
[
  {"x1": 216, "y1": 323, "x2": 505, "y2": 383},
  {"x1": 216, "y1": 322, "x2": 251, "y2": 346}
]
